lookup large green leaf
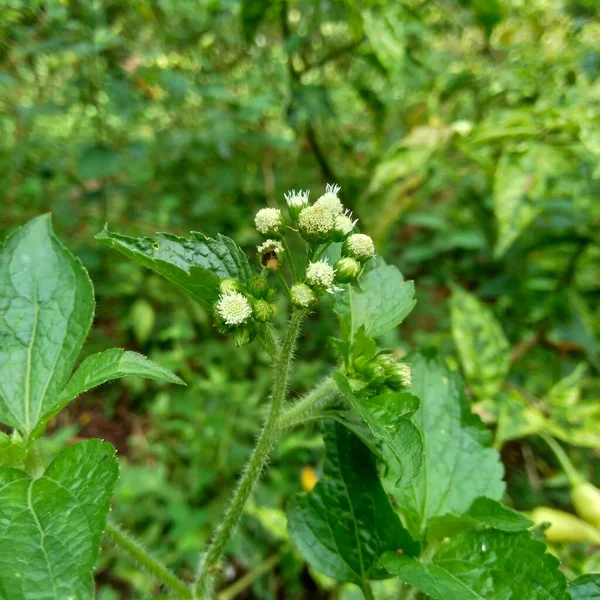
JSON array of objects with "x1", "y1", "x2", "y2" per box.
[
  {"x1": 34, "y1": 349, "x2": 185, "y2": 434},
  {"x1": 450, "y1": 285, "x2": 511, "y2": 401},
  {"x1": 390, "y1": 351, "x2": 505, "y2": 537},
  {"x1": 0, "y1": 440, "x2": 119, "y2": 599},
  {"x1": 287, "y1": 422, "x2": 418, "y2": 589},
  {"x1": 569, "y1": 575, "x2": 600, "y2": 599},
  {"x1": 493, "y1": 144, "x2": 566, "y2": 257},
  {"x1": 0, "y1": 215, "x2": 94, "y2": 435},
  {"x1": 96, "y1": 226, "x2": 252, "y2": 310},
  {"x1": 381, "y1": 530, "x2": 569, "y2": 600},
  {"x1": 335, "y1": 258, "x2": 415, "y2": 340},
  {"x1": 334, "y1": 373, "x2": 423, "y2": 488}
]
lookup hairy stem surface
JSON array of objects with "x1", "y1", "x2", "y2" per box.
[
  {"x1": 193, "y1": 310, "x2": 305, "y2": 598},
  {"x1": 105, "y1": 522, "x2": 191, "y2": 598},
  {"x1": 278, "y1": 376, "x2": 338, "y2": 429}
]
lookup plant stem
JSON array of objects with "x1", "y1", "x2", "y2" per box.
[
  {"x1": 105, "y1": 521, "x2": 191, "y2": 599},
  {"x1": 540, "y1": 433, "x2": 583, "y2": 486},
  {"x1": 193, "y1": 310, "x2": 305, "y2": 598},
  {"x1": 361, "y1": 582, "x2": 376, "y2": 600},
  {"x1": 278, "y1": 376, "x2": 339, "y2": 429},
  {"x1": 218, "y1": 553, "x2": 280, "y2": 600}
]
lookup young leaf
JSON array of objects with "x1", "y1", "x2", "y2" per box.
[
  {"x1": 0, "y1": 440, "x2": 119, "y2": 599},
  {"x1": 569, "y1": 574, "x2": 600, "y2": 599},
  {"x1": 287, "y1": 422, "x2": 418, "y2": 588},
  {"x1": 335, "y1": 258, "x2": 415, "y2": 340},
  {"x1": 334, "y1": 373, "x2": 423, "y2": 488},
  {"x1": 32, "y1": 349, "x2": 185, "y2": 436},
  {"x1": 96, "y1": 226, "x2": 252, "y2": 310},
  {"x1": 381, "y1": 530, "x2": 569, "y2": 600},
  {"x1": 389, "y1": 351, "x2": 505, "y2": 537},
  {"x1": 450, "y1": 285, "x2": 511, "y2": 401},
  {"x1": 0, "y1": 215, "x2": 94, "y2": 435}
]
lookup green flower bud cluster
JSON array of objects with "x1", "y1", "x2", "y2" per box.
[
  {"x1": 352, "y1": 350, "x2": 412, "y2": 391},
  {"x1": 213, "y1": 277, "x2": 276, "y2": 346}
]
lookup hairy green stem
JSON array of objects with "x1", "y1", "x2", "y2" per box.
[
  {"x1": 193, "y1": 310, "x2": 305, "y2": 598},
  {"x1": 105, "y1": 522, "x2": 191, "y2": 599},
  {"x1": 278, "y1": 376, "x2": 339, "y2": 429}
]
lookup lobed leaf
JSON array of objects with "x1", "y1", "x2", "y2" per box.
[
  {"x1": 0, "y1": 215, "x2": 94, "y2": 436},
  {"x1": 0, "y1": 440, "x2": 119, "y2": 599},
  {"x1": 381, "y1": 529, "x2": 569, "y2": 600},
  {"x1": 96, "y1": 226, "x2": 252, "y2": 310},
  {"x1": 569, "y1": 574, "x2": 600, "y2": 599},
  {"x1": 287, "y1": 422, "x2": 418, "y2": 587},
  {"x1": 389, "y1": 351, "x2": 505, "y2": 537},
  {"x1": 335, "y1": 258, "x2": 415, "y2": 340}
]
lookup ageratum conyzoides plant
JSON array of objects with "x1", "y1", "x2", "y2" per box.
[{"x1": 0, "y1": 186, "x2": 595, "y2": 599}]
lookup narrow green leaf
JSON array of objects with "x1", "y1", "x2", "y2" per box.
[
  {"x1": 335, "y1": 258, "x2": 415, "y2": 339},
  {"x1": 389, "y1": 351, "x2": 505, "y2": 537},
  {"x1": 381, "y1": 530, "x2": 569, "y2": 600},
  {"x1": 496, "y1": 388, "x2": 546, "y2": 446},
  {"x1": 287, "y1": 422, "x2": 418, "y2": 587},
  {"x1": 450, "y1": 285, "x2": 511, "y2": 401},
  {"x1": 32, "y1": 349, "x2": 185, "y2": 436},
  {"x1": 569, "y1": 574, "x2": 600, "y2": 599},
  {"x1": 96, "y1": 226, "x2": 252, "y2": 310},
  {"x1": 0, "y1": 439, "x2": 119, "y2": 599},
  {"x1": 334, "y1": 373, "x2": 423, "y2": 488},
  {"x1": 0, "y1": 215, "x2": 94, "y2": 435}
]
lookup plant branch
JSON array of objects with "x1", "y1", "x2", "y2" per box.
[
  {"x1": 105, "y1": 521, "x2": 191, "y2": 599},
  {"x1": 278, "y1": 376, "x2": 339, "y2": 429},
  {"x1": 218, "y1": 553, "x2": 280, "y2": 600},
  {"x1": 193, "y1": 310, "x2": 305, "y2": 598}
]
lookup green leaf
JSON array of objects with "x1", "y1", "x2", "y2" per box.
[
  {"x1": 33, "y1": 349, "x2": 185, "y2": 435},
  {"x1": 493, "y1": 144, "x2": 566, "y2": 257},
  {"x1": 96, "y1": 226, "x2": 251, "y2": 310},
  {"x1": 0, "y1": 439, "x2": 119, "y2": 599},
  {"x1": 450, "y1": 285, "x2": 511, "y2": 401},
  {"x1": 0, "y1": 431, "x2": 26, "y2": 468},
  {"x1": 335, "y1": 258, "x2": 415, "y2": 340},
  {"x1": 427, "y1": 497, "x2": 533, "y2": 541},
  {"x1": 569, "y1": 574, "x2": 600, "y2": 599},
  {"x1": 334, "y1": 373, "x2": 423, "y2": 488},
  {"x1": 381, "y1": 529, "x2": 569, "y2": 600},
  {"x1": 287, "y1": 422, "x2": 418, "y2": 587},
  {"x1": 0, "y1": 215, "x2": 94, "y2": 435},
  {"x1": 389, "y1": 351, "x2": 505, "y2": 537}
]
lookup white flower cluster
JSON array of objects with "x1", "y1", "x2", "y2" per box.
[
  {"x1": 395, "y1": 363, "x2": 412, "y2": 389},
  {"x1": 254, "y1": 207, "x2": 283, "y2": 236},
  {"x1": 215, "y1": 291, "x2": 253, "y2": 326},
  {"x1": 284, "y1": 189, "x2": 310, "y2": 209},
  {"x1": 314, "y1": 183, "x2": 344, "y2": 215},
  {"x1": 344, "y1": 233, "x2": 375, "y2": 262},
  {"x1": 306, "y1": 259, "x2": 341, "y2": 294}
]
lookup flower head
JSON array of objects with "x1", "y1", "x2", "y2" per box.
[
  {"x1": 290, "y1": 283, "x2": 317, "y2": 308},
  {"x1": 254, "y1": 207, "x2": 283, "y2": 236},
  {"x1": 344, "y1": 233, "x2": 375, "y2": 262},
  {"x1": 285, "y1": 189, "x2": 310, "y2": 209},
  {"x1": 257, "y1": 239, "x2": 285, "y2": 270},
  {"x1": 314, "y1": 183, "x2": 344, "y2": 215},
  {"x1": 394, "y1": 362, "x2": 412, "y2": 389},
  {"x1": 215, "y1": 292, "x2": 253, "y2": 327},
  {"x1": 298, "y1": 205, "x2": 335, "y2": 243},
  {"x1": 333, "y1": 210, "x2": 357, "y2": 241},
  {"x1": 306, "y1": 259, "x2": 340, "y2": 294},
  {"x1": 335, "y1": 256, "x2": 361, "y2": 283}
]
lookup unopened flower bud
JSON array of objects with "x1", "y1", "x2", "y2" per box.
[
  {"x1": 257, "y1": 239, "x2": 285, "y2": 271},
  {"x1": 298, "y1": 205, "x2": 335, "y2": 243},
  {"x1": 254, "y1": 207, "x2": 284, "y2": 237},
  {"x1": 252, "y1": 299, "x2": 274, "y2": 323},
  {"x1": 290, "y1": 283, "x2": 317, "y2": 308},
  {"x1": 335, "y1": 257, "x2": 361, "y2": 283},
  {"x1": 214, "y1": 291, "x2": 253, "y2": 327},
  {"x1": 284, "y1": 189, "x2": 310, "y2": 220},
  {"x1": 234, "y1": 325, "x2": 256, "y2": 347},
  {"x1": 219, "y1": 278, "x2": 243, "y2": 294},
  {"x1": 248, "y1": 274, "x2": 270, "y2": 299},
  {"x1": 332, "y1": 211, "x2": 357, "y2": 242},
  {"x1": 392, "y1": 362, "x2": 412, "y2": 389},
  {"x1": 306, "y1": 259, "x2": 340, "y2": 294},
  {"x1": 343, "y1": 233, "x2": 375, "y2": 263},
  {"x1": 314, "y1": 183, "x2": 344, "y2": 215}
]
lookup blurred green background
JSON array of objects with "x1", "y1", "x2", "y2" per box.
[{"x1": 1, "y1": 0, "x2": 599, "y2": 598}]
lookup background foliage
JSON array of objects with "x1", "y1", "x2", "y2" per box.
[{"x1": 1, "y1": 0, "x2": 599, "y2": 597}]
